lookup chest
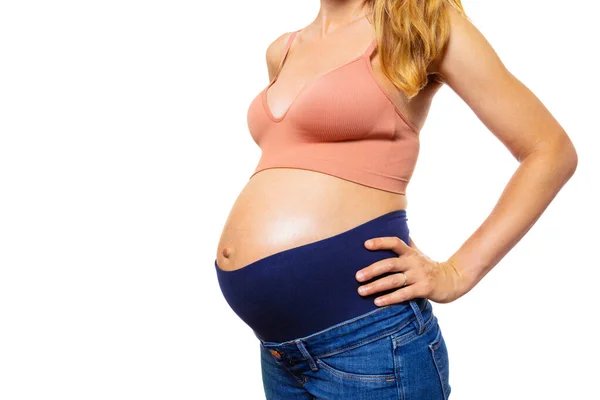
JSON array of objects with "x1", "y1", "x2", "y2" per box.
[{"x1": 247, "y1": 57, "x2": 402, "y2": 144}]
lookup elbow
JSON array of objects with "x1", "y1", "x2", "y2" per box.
[
  {"x1": 561, "y1": 137, "x2": 578, "y2": 179},
  {"x1": 550, "y1": 135, "x2": 578, "y2": 183},
  {"x1": 567, "y1": 152, "x2": 578, "y2": 178},
  {"x1": 529, "y1": 133, "x2": 578, "y2": 181}
]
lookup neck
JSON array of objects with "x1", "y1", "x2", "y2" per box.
[{"x1": 314, "y1": 0, "x2": 371, "y2": 36}]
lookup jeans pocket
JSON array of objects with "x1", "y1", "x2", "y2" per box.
[
  {"x1": 429, "y1": 325, "x2": 451, "y2": 399},
  {"x1": 314, "y1": 334, "x2": 397, "y2": 382}
]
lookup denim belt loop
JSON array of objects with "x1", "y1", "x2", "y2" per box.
[
  {"x1": 295, "y1": 339, "x2": 319, "y2": 371},
  {"x1": 409, "y1": 298, "x2": 425, "y2": 335}
]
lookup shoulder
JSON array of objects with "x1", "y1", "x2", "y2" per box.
[
  {"x1": 427, "y1": 4, "x2": 475, "y2": 84},
  {"x1": 265, "y1": 31, "x2": 296, "y2": 79}
]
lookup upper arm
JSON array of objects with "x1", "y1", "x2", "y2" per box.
[
  {"x1": 431, "y1": 6, "x2": 577, "y2": 164},
  {"x1": 265, "y1": 31, "x2": 295, "y2": 82}
]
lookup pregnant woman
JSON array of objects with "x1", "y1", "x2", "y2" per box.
[{"x1": 214, "y1": 0, "x2": 577, "y2": 399}]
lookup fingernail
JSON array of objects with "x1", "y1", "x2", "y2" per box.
[
  {"x1": 356, "y1": 272, "x2": 364, "y2": 281},
  {"x1": 365, "y1": 240, "x2": 372, "y2": 247}
]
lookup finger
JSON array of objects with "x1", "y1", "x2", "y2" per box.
[
  {"x1": 358, "y1": 271, "x2": 412, "y2": 297},
  {"x1": 408, "y1": 236, "x2": 422, "y2": 253},
  {"x1": 365, "y1": 236, "x2": 413, "y2": 255},
  {"x1": 355, "y1": 256, "x2": 403, "y2": 282},
  {"x1": 374, "y1": 285, "x2": 420, "y2": 307}
]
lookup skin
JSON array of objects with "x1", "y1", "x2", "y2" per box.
[
  {"x1": 215, "y1": 2, "x2": 424, "y2": 274},
  {"x1": 215, "y1": 1, "x2": 577, "y2": 308},
  {"x1": 355, "y1": 4, "x2": 578, "y2": 305}
]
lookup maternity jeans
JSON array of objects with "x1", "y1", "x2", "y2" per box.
[{"x1": 215, "y1": 210, "x2": 452, "y2": 399}]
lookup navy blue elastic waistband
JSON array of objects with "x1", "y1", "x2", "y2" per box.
[
  {"x1": 215, "y1": 209, "x2": 411, "y2": 343},
  {"x1": 258, "y1": 297, "x2": 431, "y2": 358}
]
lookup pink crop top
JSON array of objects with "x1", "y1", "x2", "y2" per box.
[{"x1": 246, "y1": 29, "x2": 420, "y2": 195}]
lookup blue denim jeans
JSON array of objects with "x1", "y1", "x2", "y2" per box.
[{"x1": 257, "y1": 298, "x2": 451, "y2": 399}]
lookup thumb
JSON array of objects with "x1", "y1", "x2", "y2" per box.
[
  {"x1": 394, "y1": 236, "x2": 414, "y2": 254},
  {"x1": 408, "y1": 236, "x2": 421, "y2": 252}
]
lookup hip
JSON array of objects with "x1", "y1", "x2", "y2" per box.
[{"x1": 259, "y1": 298, "x2": 452, "y2": 399}]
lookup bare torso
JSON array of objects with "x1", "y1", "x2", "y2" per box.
[{"x1": 215, "y1": 21, "x2": 444, "y2": 272}]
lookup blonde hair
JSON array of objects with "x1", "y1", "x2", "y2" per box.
[{"x1": 362, "y1": 0, "x2": 469, "y2": 99}]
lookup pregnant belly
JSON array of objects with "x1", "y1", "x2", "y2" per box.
[{"x1": 214, "y1": 168, "x2": 408, "y2": 272}]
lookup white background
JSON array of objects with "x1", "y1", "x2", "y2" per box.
[{"x1": 0, "y1": 1, "x2": 598, "y2": 399}]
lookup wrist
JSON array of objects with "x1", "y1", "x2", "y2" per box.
[{"x1": 444, "y1": 258, "x2": 475, "y2": 299}]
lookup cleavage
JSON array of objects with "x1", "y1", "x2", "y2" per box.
[{"x1": 264, "y1": 37, "x2": 376, "y2": 121}]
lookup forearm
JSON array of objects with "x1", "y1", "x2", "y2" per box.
[{"x1": 446, "y1": 144, "x2": 577, "y2": 293}]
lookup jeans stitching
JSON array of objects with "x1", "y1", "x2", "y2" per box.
[
  {"x1": 430, "y1": 328, "x2": 443, "y2": 351},
  {"x1": 261, "y1": 344, "x2": 307, "y2": 387},
  {"x1": 296, "y1": 304, "x2": 394, "y2": 342},
  {"x1": 280, "y1": 359, "x2": 307, "y2": 387},
  {"x1": 259, "y1": 305, "x2": 395, "y2": 347},
  {"x1": 428, "y1": 334, "x2": 449, "y2": 400},
  {"x1": 315, "y1": 358, "x2": 396, "y2": 382},
  {"x1": 286, "y1": 366, "x2": 307, "y2": 387},
  {"x1": 391, "y1": 313, "x2": 435, "y2": 347},
  {"x1": 411, "y1": 299, "x2": 426, "y2": 334},
  {"x1": 392, "y1": 338, "x2": 405, "y2": 400},
  {"x1": 314, "y1": 317, "x2": 416, "y2": 359}
]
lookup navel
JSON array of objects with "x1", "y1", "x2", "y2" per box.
[{"x1": 221, "y1": 247, "x2": 233, "y2": 259}]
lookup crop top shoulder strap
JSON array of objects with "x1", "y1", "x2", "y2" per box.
[{"x1": 274, "y1": 30, "x2": 300, "y2": 78}]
